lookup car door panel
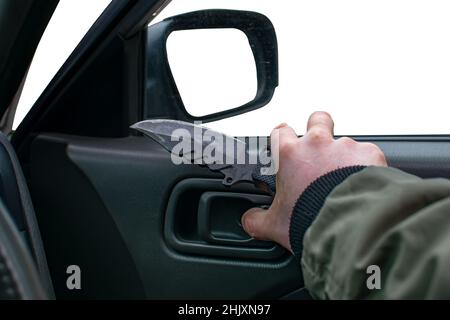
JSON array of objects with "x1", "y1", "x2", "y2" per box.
[
  {"x1": 29, "y1": 133, "x2": 302, "y2": 299},
  {"x1": 27, "y1": 133, "x2": 450, "y2": 299}
]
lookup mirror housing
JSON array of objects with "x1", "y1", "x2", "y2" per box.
[{"x1": 144, "y1": 9, "x2": 278, "y2": 123}]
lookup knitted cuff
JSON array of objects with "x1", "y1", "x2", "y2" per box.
[{"x1": 289, "y1": 166, "x2": 367, "y2": 260}]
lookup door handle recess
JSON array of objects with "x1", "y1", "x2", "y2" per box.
[
  {"x1": 164, "y1": 178, "x2": 287, "y2": 260},
  {"x1": 197, "y1": 192, "x2": 273, "y2": 247}
]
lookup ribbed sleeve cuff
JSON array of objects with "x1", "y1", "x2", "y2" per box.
[{"x1": 289, "y1": 166, "x2": 367, "y2": 260}]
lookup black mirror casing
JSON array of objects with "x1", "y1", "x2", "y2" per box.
[{"x1": 144, "y1": 9, "x2": 279, "y2": 123}]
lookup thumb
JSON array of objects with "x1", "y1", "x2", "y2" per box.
[{"x1": 241, "y1": 207, "x2": 271, "y2": 240}]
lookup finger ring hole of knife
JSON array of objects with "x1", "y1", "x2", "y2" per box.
[{"x1": 225, "y1": 177, "x2": 233, "y2": 185}]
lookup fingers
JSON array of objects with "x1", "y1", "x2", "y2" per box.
[
  {"x1": 271, "y1": 123, "x2": 298, "y2": 144},
  {"x1": 306, "y1": 111, "x2": 334, "y2": 139},
  {"x1": 270, "y1": 122, "x2": 298, "y2": 153},
  {"x1": 242, "y1": 207, "x2": 292, "y2": 251},
  {"x1": 358, "y1": 142, "x2": 388, "y2": 166},
  {"x1": 241, "y1": 207, "x2": 271, "y2": 240}
]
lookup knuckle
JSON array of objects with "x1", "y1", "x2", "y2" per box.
[
  {"x1": 337, "y1": 137, "x2": 356, "y2": 146},
  {"x1": 307, "y1": 127, "x2": 330, "y2": 143},
  {"x1": 364, "y1": 142, "x2": 381, "y2": 153},
  {"x1": 362, "y1": 143, "x2": 386, "y2": 162},
  {"x1": 279, "y1": 140, "x2": 296, "y2": 156},
  {"x1": 374, "y1": 149, "x2": 387, "y2": 163}
]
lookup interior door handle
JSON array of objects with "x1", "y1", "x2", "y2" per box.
[
  {"x1": 164, "y1": 178, "x2": 287, "y2": 260},
  {"x1": 197, "y1": 192, "x2": 273, "y2": 248}
]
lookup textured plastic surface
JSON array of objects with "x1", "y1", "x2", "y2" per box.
[
  {"x1": 28, "y1": 133, "x2": 450, "y2": 299},
  {"x1": 165, "y1": 181, "x2": 285, "y2": 259},
  {"x1": 29, "y1": 134, "x2": 302, "y2": 299}
]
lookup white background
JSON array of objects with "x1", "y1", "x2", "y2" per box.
[
  {"x1": 14, "y1": 0, "x2": 111, "y2": 129},
  {"x1": 15, "y1": 0, "x2": 450, "y2": 136}
]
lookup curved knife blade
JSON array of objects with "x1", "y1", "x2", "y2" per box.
[{"x1": 131, "y1": 119, "x2": 276, "y2": 192}]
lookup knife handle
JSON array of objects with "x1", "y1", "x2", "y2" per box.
[{"x1": 252, "y1": 164, "x2": 276, "y2": 193}]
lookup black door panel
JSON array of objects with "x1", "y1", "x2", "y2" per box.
[
  {"x1": 165, "y1": 179, "x2": 285, "y2": 260},
  {"x1": 28, "y1": 133, "x2": 450, "y2": 299},
  {"x1": 373, "y1": 140, "x2": 450, "y2": 179},
  {"x1": 29, "y1": 134, "x2": 301, "y2": 299}
]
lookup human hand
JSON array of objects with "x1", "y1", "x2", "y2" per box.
[{"x1": 241, "y1": 111, "x2": 387, "y2": 251}]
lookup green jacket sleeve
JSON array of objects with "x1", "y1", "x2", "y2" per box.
[{"x1": 290, "y1": 166, "x2": 450, "y2": 299}]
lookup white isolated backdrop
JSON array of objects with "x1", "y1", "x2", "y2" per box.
[
  {"x1": 154, "y1": 0, "x2": 450, "y2": 136},
  {"x1": 14, "y1": 0, "x2": 450, "y2": 137},
  {"x1": 13, "y1": 0, "x2": 112, "y2": 129}
]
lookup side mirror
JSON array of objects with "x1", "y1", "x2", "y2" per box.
[{"x1": 144, "y1": 9, "x2": 278, "y2": 123}]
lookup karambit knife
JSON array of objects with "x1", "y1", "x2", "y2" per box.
[{"x1": 131, "y1": 119, "x2": 277, "y2": 193}]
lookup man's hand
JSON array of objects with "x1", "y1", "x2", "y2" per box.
[{"x1": 241, "y1": 111, "x2": 387, "y2": 251}]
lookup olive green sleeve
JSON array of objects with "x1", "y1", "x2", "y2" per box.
[{"x1": 301, "y1": 167, "x2": 450, "y2": 299}]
